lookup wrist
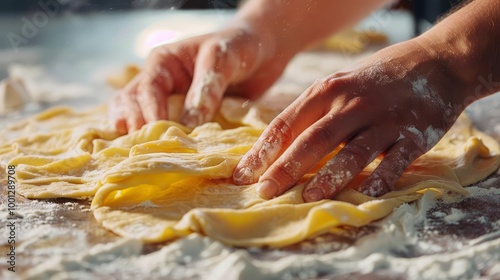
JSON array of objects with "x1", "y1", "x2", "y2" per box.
[
  {"x1": 415, "y1": 1, "x2": 500, "y2": 105},
  {"x1": 231, "y1": 16, "x2": 298, "y2": 63}
]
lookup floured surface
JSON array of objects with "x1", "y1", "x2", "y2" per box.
[
  {"x1": 2, "y1": 10, "x2": 499, "y2": 278},
  {"x1": 1, "y1": 90, "x2": 500, "y2": 280},
  {"x1": 1, "y1": 91, "x2": 500, "y2": 250},
  {"x1": 6, "y1": 178, "x2": 500, "y2": 280},
  {"x1": 0, "y1": 111, "x2": 499, "y2": 280}
]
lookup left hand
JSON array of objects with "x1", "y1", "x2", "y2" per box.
[{"x1": 232, "y1": 39, "x2": 468, "y2": 201}]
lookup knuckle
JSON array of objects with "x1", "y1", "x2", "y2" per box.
[
  {"x1": 321, "y1": 76, "x2": 349, "y2": 92},
  {"x1": 398, "y1": 142, "x2": 417, "y2": 158},
  {"x1": 268, "y1": 116, "x2": 293, "y2": 146},
  {"x1": 313, "y1": 169, "x2": 351, "y2": 197},
  {"x1": 204, "y1": 39, "x2": 231, "y2": 58},
  {"x1": 306, "y1": 125, "x2": 335, "y2": 149},
  {"x1": 374, "y1": 162, "x2": 402, "y2": 191},
  {"x1": 149, "y1": 46, "x2": 168, "y2": 59},
  {"x1": 365, "y1": 173, "x2": 393, "y2": 196},
  {"x1": 307, "y1": 79, "x2": 330, "y2": 97},
  {"x1": 305, "y1": 76, "x2": 352, "y2": 103},
  {"x1": 400, "y1": 140, "x2": 425, "y2": 161},
  {"x1": 271, "y1": 162, "x2": 298, "y2": 187},
  {"x1": 377, "y1": 172, "x2": 396, "y2": 192},
  {"x1": 138, "y1": 77, "x2": 169, "y2": 99},
  {"x1": 342, "y1": 141, "x2": 375, "y2": 168},
  {"x1": 143, "y1": 64, "x2": 163, "y2": 79}
]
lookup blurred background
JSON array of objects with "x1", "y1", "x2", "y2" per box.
[
  {"x1": 0, "y1": 0, "x2": 467, "y2": 52},
  {"x1": 0, "y1": 0, "x2": 241, "y2": 12},
  {"x1": 0, "y1": 0, "x2": 469, "y2": 120}
]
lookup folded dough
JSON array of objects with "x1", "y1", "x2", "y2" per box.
[{"x1": 2, "y1": 95, "x2": 499, "y2": 247}]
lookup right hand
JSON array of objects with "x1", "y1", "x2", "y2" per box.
[{"x1": 109, "y1": 24, "x2": 291, "y2": 134}]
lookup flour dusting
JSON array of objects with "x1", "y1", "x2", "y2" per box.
[
  {"x1": 443, "y1": 208, "x2": 465, "y2": 224},
  {"x1": 21, "y1": 183, "x2": 500, "y2": 280},
  {"x1": 411, "y1": 77, "x2": 431, "y2": 100}
]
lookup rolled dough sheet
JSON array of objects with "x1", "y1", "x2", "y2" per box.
[{"x1": 1, "y1": 95, "x2": 499, "y2": 247}]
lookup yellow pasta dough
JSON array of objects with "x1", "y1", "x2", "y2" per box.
[{"x1": 1, "y1": 95, "x2": 499, "y2": 248}]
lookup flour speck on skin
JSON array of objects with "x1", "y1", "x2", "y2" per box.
[
  {"x1": 407, "y1": 125, "x2": 425, "y2": 148},
  {"x1": 397, "y1": 132, "x2": 406, "y2": 141},
  {"x1": 191, "y1": 70, "x2": 223, "y2": 109},
  {"x1": 326, "y1": 170, "x2": 352, "y2": 188},
  {"x1": 405, "y1": 125, "x2": 445, "y2": 150},
  {"x1": 411, "y1": 77, "x2": 432, "y2": 100},
  {"x1": 243, "y1": 126, "x2": 287, "y2": 182},
  {"x1": 363, "y1": 177, "x2": 383, "y2": 196},
  {"x1": 218, "y1": 39, "x2": 228, "y2": 53},
  {"x1": 241, "y1": 99, "x2": 250, "y2": 108},
  {"x1": 283, "y1": 159, "x2": 302, "y2": 178},
  {"x1": 424, "y1": 126, "x2": 445, "y2": 150},
  {"x1": 410, "y1": 76, "x2": 454, "y2": 119},
  {"x1": 183, "y1": 70, "x2": 224, "y2": 126}
]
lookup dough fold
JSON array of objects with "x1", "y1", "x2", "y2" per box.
[{"x1": 2, "y1": 95, "x2": 499, "y2": 247}]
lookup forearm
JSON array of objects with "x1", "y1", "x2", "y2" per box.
[
  {"x1": 416, "y1": 0, "x2": 500, "y2": 104},
  {"x1": 236, "y1": 0, "x2": 390, "y2": 58}
]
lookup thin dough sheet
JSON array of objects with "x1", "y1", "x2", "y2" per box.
[{"x1": 2, "y1": 95, "x2": 499, "y2": 247}]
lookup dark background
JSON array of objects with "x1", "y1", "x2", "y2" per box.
[
  {"x1": 0, "y1": 0, "x2": 465, "y2": 36},
  {"x1": 0, "y1": 0, "x2": 241, "y2": 13}
]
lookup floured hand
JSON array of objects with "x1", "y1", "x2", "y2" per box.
[
  {"x1": 109, "y1": 24, "x2": 289, "y2": 134},
  {"x1": 233, "y1": 39, "x2": 469, "y2": 200},
  {"x1": 233, "y1": 0, "x2": 500, "y2": 201}
]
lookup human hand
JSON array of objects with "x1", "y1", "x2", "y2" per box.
[
  {"x1": 233, "y1": 39, "x2": 469, "y2": 201},
  {"x1": 109, "y1": 24, "x2": 290, "y2": 134}
]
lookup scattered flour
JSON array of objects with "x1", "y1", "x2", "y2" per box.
[
  {"x1": 13, "y1": 186, "x2": 493, "y2": 279},
  {"x1": 5, "y1": 161, "x2": 500, "y2": 280},
  {"x1": 443, "y1": 208, "x2": 465, "y2": 224},
  {"x1": 21, "y1": 197, "x2": 500, "y2": 280},
  {"x1": 8, "y1": 64, "x2": 92, "y2": 103}
]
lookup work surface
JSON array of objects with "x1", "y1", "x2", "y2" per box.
[{"x1": 1, "y1": 9, "x2": 500, "y2": 280}]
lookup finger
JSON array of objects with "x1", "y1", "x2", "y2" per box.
[
  {"x1": 138, "y1": 53, "x2": 192, "y2": 123},
  {"x1": 179, "y1": 39, "x2": 241, "y2": 128},
  {"x1": 252, "y1": 113, "x2": 358, "y2": 199},
  {"x1": 357, "y1": 139, "x2": 424, "y2": 197},
  {"x1": 108, "y1": 94, "x2": 128, "y2": 135},
  {"x1": 122, "y1": 76, "x2": 146, "y2": 132},
  {"x1": 108, "y1": 77, "x2": 145, "y2": 134},
  {"x1": 125, "y1": 95, "x2": 146, "y2": 132},
  {"x1": 233, "y1": 80, "x2": 343, "y2": 185},
  {"x1": 302, "y1": 127, "x2": 397, "y2": 202}
]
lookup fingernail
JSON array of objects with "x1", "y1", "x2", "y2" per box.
[
  {"x1": 257, "y1": 180, "x2": 278, "y2": 199},
  {"x1": 181, "y1": 107, "x2": 204, "y2": 128},
  {"x1": 303, "y1": 188, "x2": 324, "y2": 202}
]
